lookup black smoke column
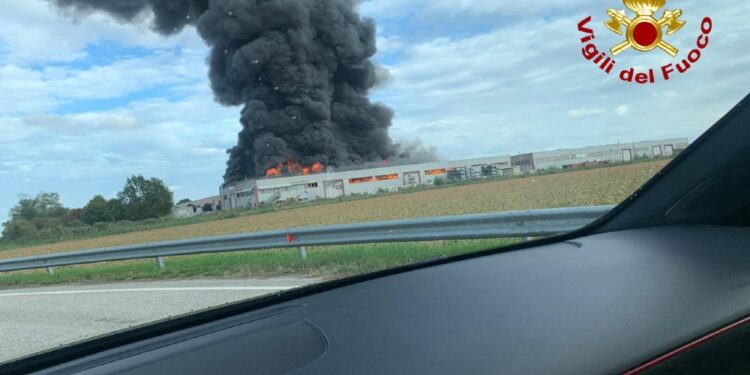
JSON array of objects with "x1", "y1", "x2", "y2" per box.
[{"x1": 52, "y1": 0, "x2": 399, "y2": 181}]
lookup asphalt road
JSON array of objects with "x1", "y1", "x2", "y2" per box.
[{"x1": 0, "y1": 277, "x2": 320, "y2": 364}]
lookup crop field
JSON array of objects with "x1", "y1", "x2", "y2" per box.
[
  {"x1": 0, "y1": 159, "x2": 669, "y2": 261},
  {"x1": 0, "y1": 160, "x2": 670, "y2": 287}
]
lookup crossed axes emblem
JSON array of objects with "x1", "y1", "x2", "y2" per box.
[{"x1": 605, "y1": 0, "x2": 686, "y2": 56}]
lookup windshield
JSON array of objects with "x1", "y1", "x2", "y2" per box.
[{"x1": 1, "y1": 0, "x2": 748, "y2": 363}]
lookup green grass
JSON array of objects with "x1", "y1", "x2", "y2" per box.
[
  {"x1": 0, "y1": 155, "x2": 676, "y2": 252},
  {"x1": 0, "y1": 239, "x2": 516, "y2": 288}
]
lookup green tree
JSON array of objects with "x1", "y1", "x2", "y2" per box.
[
  {"x1": 10, "y1": 192, "x2": 65, "y2": 221},
  {"x1": 107, "y1": 199, "x2": 125, "y2": 221},
  {"x1": 117, "y1": 176, "x2": 174, "y2": 221},
  {"x1": 81, "y1": 195, "x2": 114, "y2": 225},
  {"x1": 1, "y1": 219, "x2": 38, "y2": 241}
]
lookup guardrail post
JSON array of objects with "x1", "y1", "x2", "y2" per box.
[
  {"x1": 46, "y1": 267, "x2": 54, "y2": 276},
  {"x1": 156, "y1": 257, "x2": 166, "y2": 270},
  {"x1": 298, "y1": 246, "x2": 307, "y2": 259}
]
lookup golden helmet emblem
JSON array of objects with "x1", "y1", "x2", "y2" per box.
[
  {"x1": 623, "y1": 0, "x2": 667, "y2": 15},
  {"x1": 605, "y1": 0, "x2": 686, "y2": 56}
]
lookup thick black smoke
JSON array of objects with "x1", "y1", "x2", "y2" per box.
[{"x1": 51, "y1": 0, "x2": 423, "y2": 182}]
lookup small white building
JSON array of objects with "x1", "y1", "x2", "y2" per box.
[{"x1": 171, "y1": 196, "x2": 222, "y2": 218}]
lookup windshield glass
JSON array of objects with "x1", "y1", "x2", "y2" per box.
[{"x1": 1, "y1": 0, "x2": 748, "y2": 363}]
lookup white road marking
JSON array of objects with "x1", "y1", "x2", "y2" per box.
[
  {"x1": 0, "y1": 278, "x2": 320, "y2": 363},
  {"x1": 0, "y1": 286, "x2": 296, "y2": 298}
]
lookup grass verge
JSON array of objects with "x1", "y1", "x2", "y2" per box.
[
  {"x1": 1, "y1": 160, "x2": 666, "y2": 260},
  {"x1": 0, "y1": 239, "x2": 515, "y2": 289},
  {"x1": 0, "y1": 157, "x2": 674, "y2": 252}
]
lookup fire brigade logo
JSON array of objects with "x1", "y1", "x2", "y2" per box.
[
  {"x1": 605, "y1": 0, "x2": 686, "y2": 56},
  {"x1": 577, "y1": 0, "x2": 712, "y2": 84}
]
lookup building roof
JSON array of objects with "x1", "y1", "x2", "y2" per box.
[
  {"x1": 523, "y1": 138, "x2": 689, "y2": 158},
  {"x1": 174, "y1": 195, "x2": 221, "y2": 208}
]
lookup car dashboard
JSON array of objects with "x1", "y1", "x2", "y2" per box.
[{"x1": 35, "y1": 225, "x2": 750, "y2": 375}]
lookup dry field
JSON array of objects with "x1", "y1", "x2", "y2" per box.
[{"x1": 0, "y1": 160, "x2": 669, "y2": 260}]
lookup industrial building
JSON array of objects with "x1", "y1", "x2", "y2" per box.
[
  {"x1": 219, "y1": 138, "x2": 688, "y2": 210},
  {"x1": 220, "y1": 156, "x2": 519, "y2": 210},
  {"x1": 510, "y1": 138, "x2": 688, "y2": 172},
  {"x1": 172, "y1": 137, "x2": 690, "y2": 216}
]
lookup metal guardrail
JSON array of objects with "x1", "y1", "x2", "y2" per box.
[{"x1": 0, "y1": 205, "x2": 614, "y2": 274}]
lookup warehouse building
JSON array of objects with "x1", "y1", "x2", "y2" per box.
[
  {"x1": 220, "y1": 156, "x2": 519, "y2": 210},
  {"x1": 175, "y1": 137, "x2": 691, "y2": 216},
  {"x1": 510, "y1": 138, "x2": 689, "y2": 172}
]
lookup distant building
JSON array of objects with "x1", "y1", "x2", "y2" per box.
[
  {"x1": 171, "y1": 196, "x2": 222, "y2": 219},
  {"x1": 510, "y1": 138, "x2": 689, "y2": 172},
  {"x1": 220, "y1": 156, "x2": 518, "y2": 210},
  {"x1": 176, "y1": 137, "x2": 690, "y2": 216}
]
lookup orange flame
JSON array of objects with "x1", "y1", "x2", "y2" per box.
[
  {"x1": 266, "y1": 167, "x2": 282, "y2": 177},
  {"x1": 265, "y1": 161, "x2": 325, "y2": 177}
]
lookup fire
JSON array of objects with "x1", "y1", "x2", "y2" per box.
[
  {"x1": 265, "y1": 161, "x2": 325, "y2": 177},
  {"x1": 266, "y1": 167, "x2": 282, "y2": 177},
  {"x1": 311, "y1": 162, "x2": 324, "y2": 173}
]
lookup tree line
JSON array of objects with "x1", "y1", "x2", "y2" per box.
[{"x1": 1, "y1": 176, "x2": 174, "y2": 242}]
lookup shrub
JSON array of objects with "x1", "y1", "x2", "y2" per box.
[{"x1": 1, "y1": 219, "x2": 38, "y2": 241}]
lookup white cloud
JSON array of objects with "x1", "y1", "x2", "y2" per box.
[
  {"x1": 568, "y1": 108, "x2": 607, "y2": 118},
  {"x1": 376, "y1": 34, "x2": 405, "y2": 55},
  {"x1": 373, "y1": 0, "x2": 750, "y2": 159},
  {"x1": 0, "y1": 0, "x2": 203, "y2": 64},
  {"x1": 567, "y1": 105, "x2": 630, "y2": 118},
  {"x1": 2, "y1": 88, "x2": 238, "y2": 178},
  {"x1": 25, "y1": 112, "x2": 139, "y2": 131},
  {"x1": 361, "y1": 0, "x2": 585, "y2": 18},
  {"x1": 0, "y1": 49, "x2": 208, "y2": 116},
  {"x1": 615, "y1": 105, "x2": 630, "y2": 116},
  {"x1": 2, "y1": 0, "x2": 750, "y2": 218}
]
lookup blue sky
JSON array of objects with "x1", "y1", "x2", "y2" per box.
[{"x1": 1, "y1": 0, "x2": 749, "y2": 222}]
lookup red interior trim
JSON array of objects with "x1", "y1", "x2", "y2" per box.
[{"x1": 624, "y1": 315, "x2": 750, "y2": 374}]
